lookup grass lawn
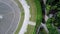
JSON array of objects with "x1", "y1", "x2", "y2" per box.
[
  {"x1": 33, "y1": 0, "x2": 42, "y2": 34},
  {"x1": 26, "y1": 0, "x2": 37, "y2": 22},
  {"x1": 25, "y1": 25, "x2": 35, "y2": 34},
  {"x1": 14, "y1": 0, "x2": 24, "y2": 34},
  {"x1": 25, "y1": 0, "x2": 42, "y2": 34},
  {"x1": 24, "y1": 0, "x2": 37, "y2": 34}
]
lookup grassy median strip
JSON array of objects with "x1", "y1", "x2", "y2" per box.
[
  {"x1": 14, "y1": 0, "x2": 24, "y2": 34},
  {"x1": 26, "y1": 0, "x2": 37, "y2": 22},
  {"x1": 22, "y1": 0, "x2": 37, "y2": 34},
  {"x1": 25, "y1": 25, "x2": 35, "y2": 34},
  {"x1": 24, "y1": 0, "x2": 37, "y2": 34}
]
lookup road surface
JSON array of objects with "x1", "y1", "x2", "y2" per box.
[{"x1": 0, "y1": 0, "x2": 20, "y2": 34}]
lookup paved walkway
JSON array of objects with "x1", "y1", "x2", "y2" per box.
[{"x1": 19, "y1": 0, "x2": 30, "y2": 34}]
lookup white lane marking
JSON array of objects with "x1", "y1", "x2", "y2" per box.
[
  {"x1": 0, "y1": 15, "x2": 3, "y2": 19},
  {"x1": 19, "y1": 0, "x2": 30, "y2": 34}
]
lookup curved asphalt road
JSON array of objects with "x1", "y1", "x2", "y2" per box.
[{"x1": 0, "y1": 0, "x2": 20, "y2": 34}]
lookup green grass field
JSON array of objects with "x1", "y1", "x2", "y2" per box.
[
  {"x1": 24, "y1": 0, "x2": 37, "y2": 34},
  {"x1": 25, "y1": 25, "x2": 35, "y2": 34},
  {"x1": 25, "y1": 0, "x2": 42, "y2": 34},
  {"x1": 33, "y1": 0, "x2": 42, "y2": 34},
  {"x1": 26, "y1": 0, "x2": 36, "y2": 22}
]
